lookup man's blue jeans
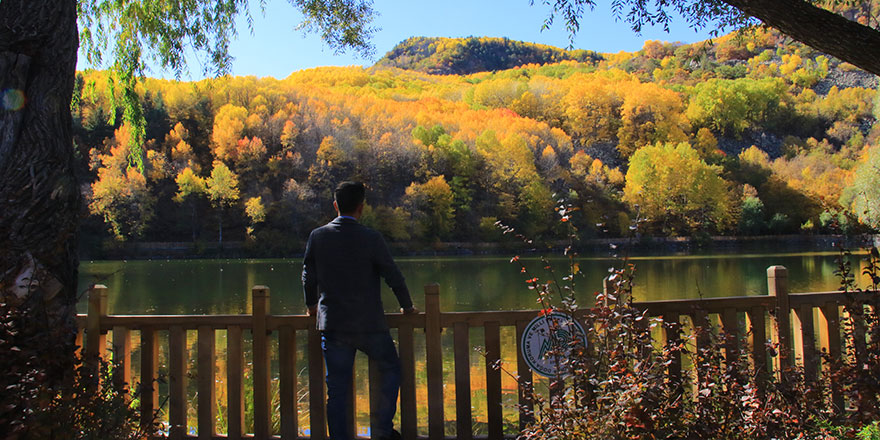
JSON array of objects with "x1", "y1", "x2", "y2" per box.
[{"x1": 321, "y1": 331, "x2": 401, "y2": 440}]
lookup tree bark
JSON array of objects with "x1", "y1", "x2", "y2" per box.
[
  {"x1": 218, "y1": 207, "x2": 224, "y2": 247},
  {"x1": 0, "y1": 0, "x2": 80, "y2": 379},
  {"x1": 191, "y1": 201, "x2": 199, "y2": 242},
  {"x1": 724, "y1": 0, "x2": 880, "y2": 76}
]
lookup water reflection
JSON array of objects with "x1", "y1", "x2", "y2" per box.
[{"x1": 77, "y1": 251, "x2": 867, "y2": 314}]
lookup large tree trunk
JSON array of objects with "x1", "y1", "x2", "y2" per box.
[
  {"x1": 0, "y1": 0, "x2": 80, "y2": 406},
  {"x1": 725, "y1": 0, "x2": 880, "y2": 76}
]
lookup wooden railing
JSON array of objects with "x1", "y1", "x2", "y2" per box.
[{"x1": 76, "y1": 265, "x2": 879, "y2": 440}]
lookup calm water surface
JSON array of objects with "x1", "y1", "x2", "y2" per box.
[{"x1": 76, "y1": 251, "x2": 866, "y2": 315}]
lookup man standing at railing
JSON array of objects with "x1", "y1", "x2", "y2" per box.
[{"x1": 303, "y1": 181, "x2": 418, "y2": 440}]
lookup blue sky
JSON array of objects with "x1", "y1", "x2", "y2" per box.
[{"x1": 79, "y1": 0, "x2": 719, "y2": 80}]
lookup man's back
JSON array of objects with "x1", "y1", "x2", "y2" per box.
[
  {"x1": 304, "y1": 181, "x2": 411, "y2": 440},
  {"x1": 302, "y1": 217, "x2": 412, "y2": 332}
]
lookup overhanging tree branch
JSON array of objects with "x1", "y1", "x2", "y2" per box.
[
  {"x1": 724, "y1": 0, "x2": 880, "y2": 76},
  {"x1": 540, "y1": 0, "x2": 880, "y2": 77}
]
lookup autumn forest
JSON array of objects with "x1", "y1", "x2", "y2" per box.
[{"x1": 75, "y1": 30, "x2": 880, "y2": 254}]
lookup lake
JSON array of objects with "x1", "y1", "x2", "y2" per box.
[{"x1": 77, "y1": 250, "x2": 867, "y2": 315}]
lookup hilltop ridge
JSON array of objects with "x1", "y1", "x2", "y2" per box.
[{"x1": 374, "y1": 36, "x2": 603, "y2": 75}]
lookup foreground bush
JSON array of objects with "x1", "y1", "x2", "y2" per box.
[
  {"x1": 1, "y1": 297, "x2": 158, "y2": 439},
  {"x1": 502, "y1": 205, "x2": 879, "y2": 439}
]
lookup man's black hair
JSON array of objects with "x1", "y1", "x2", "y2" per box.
[{"x1": 335, "y1": 181, "x2": 365, "y2": 214}]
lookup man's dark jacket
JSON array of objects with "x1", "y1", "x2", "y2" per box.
[{"x1": 302, "y1": 217, "x2": 413, "y2": 332}]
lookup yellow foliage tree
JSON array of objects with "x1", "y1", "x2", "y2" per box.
[
  {"x1": 624, "y1": 142, "x2": 734, "y2": 234},
  {"x1": 89, "y1": 167, "x2": 154, "y2": 241},
  {"x1": 564, "y1": 73, "x2": 623, "y2": 145},
  {"x1": 212, "y1": 104, "x2": 248, "y2": 162},
  {"x1": 174, "y1": 167, "x2": 207, "y2": 241},
  {"x1": 205, "y1": 161, "x2": 240, "y2": 244},
  {"x1": 843, "y1": 146, "x2": 880, "y2": 229},
  {"x1": 404, "y1": 175, "x2": 456, "y2": 240},
  {"x1": 88, "y1": 124, "x2": 155, "y2": 241},
  {"x1": 616, "y1": 82, "x2": 688, "y2": 157}
]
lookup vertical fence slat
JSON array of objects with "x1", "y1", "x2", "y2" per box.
[
  {"x1": 663, "y1": 312, "x2": 682, "y2": 382},
  {"x1": 721, "y1": 308, "x2": 739, "y2": 366},
  {"x1": 252, "y1": 286, "x2": 271, "y2": 439},
  {"x1": 279, "y1": 326, "x2": 298, "y2": 439},
  {"x1": 348, "y1": 365, "x2": 357, "y2": 437},
  {"x1": 111, "y1": 325, "x2": 131, "y2": 390},
  {"x1": 168, "y1": 326, "x2": 186, "y2": 440},
  {"x1": 845, "y1": 302, "x2": 869, "y2": 412},
  {"x1": 424, "y1": 284, "x2": 444, "y2": 440},
  {"x1": 369, "y1": 357, "x2": 382, "y2": 438},
  {"x1": 139, "y1": 326, "x2": 158, "y2": 431},
  {"x1": 846, "y1": 303, "x2": 868, "y2": 369},
  {"x1": 690, "y1": 309, "x2": 712, "y2": 389},
  {"x1": 75, "y1": 329, "x2": 84, "y2": 358},
  {"x1": 634, "y1": 307, "x2": 652, "y2": 359},
  {"x1": 515, "y1": 319, "x2": 534, "y2": 431},
  {"x1": 197, "y1": 325, "x2": 216, "y2": 440},
  {"x1": 85, "y1": 285, "x2": 108, "y2": 361},
  {"x1": 397, "y1": 322, "x2": 417, "y2": 440},
  {"x1": 453, "y1": 321, "x2": 472, "y2": 440},
  {"x1": 864, "y1": 301, "x2": 878, "y2": 411},
  {"x1": 746, "y1": 307, "x2": 768, "y2": 377},
  {"x1": 603, "y1": 276, "x2": 615, "y2": 306},
  {"x1": 794, "y1": 305, "x2": 817, "y2": 381},
  {"x1": 692, "y1": 309, "x2": 711, "y2": 354},
  {"x1": 308, "y1": 326, "x2": 327, "y2": 440},
  {"x1": 768, "y1": 266, "x2": 792, "y2": 369},
  {"x1": 485, "y1": 321, "x2": 502, "y2": 440},
  {"x1": 227, "y1": 326, "x2": 244, "y2": 440},
  {"x1": 818, "y1": 303, "x2": 844, "y2": 412}
]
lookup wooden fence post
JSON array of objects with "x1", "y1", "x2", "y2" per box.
[
  {"x1": 424, "y1": 284, "x2": 444, "y2": 440},
  {"x1": 139, "y1": 326, "x2": 159, "y2": 432},
  {"x1": 793, "y1": 305, "x2": 817, "y2": 381},
  {"x1": 197, "y1": 325, "x2": 216, "y2": 440},
  {"x1": 746, "y1": 306, "x2": 769, "y2": 395},
  {"x1": 168, "y1": 325, "x2": 186, "y2": 440},
  {"x1": 768, "y1": 266, "x2": 792, "y2": 370},
  {"x1": 308, "y1": 323, "x2": 326, "y2": 439},
  {"x1": 603, "y1": 276, "x2": 613, "y2": 307},
  {"x1": 111, "y1": 325, "x2": 132, "y2": 391},
  {"x1": 398, "y1": 321, "x2": 417, "y2": 439},
  {"x1": 818, "y1": 303, "x2": 844, "y2": 412},
  {"x1": 485, "y1": 320, "x2": 503, "y2": 440},
  {"x1": 252, "y1": 285, "x2": 271, "y2": 439},
  {"x1": 85, "y1": 285, "x2": 108, "y2": 361},
  {"x1": 279, "y1": 325, "x2": 298, "y2": 440},
  {"x1": 227, "y1": 325, "x2": 245, "y2": 440}
]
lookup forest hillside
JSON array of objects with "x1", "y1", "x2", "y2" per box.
[{"x1": 75, "y1": 28, "x2": 880, "y2": 255}]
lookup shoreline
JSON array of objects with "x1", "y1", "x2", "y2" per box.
[{"x1": 80, "y1": 234, "x2": 880, "y2": 260}]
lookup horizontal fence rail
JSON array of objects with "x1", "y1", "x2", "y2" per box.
[{"x1": 76, "y1": 266, "x2": 879, "y2": 440}]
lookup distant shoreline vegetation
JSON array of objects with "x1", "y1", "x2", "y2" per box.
[
  {"x1": 76, "y1": 29, "x2": 879, "y2": 254},
  {"x1": 79, "y1": 234, "x2": 880, "y2": 260}
]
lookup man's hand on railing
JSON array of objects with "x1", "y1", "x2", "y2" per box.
[
  {"x1": 401, "y1": 306, "x2": 419, "y2": 315},
  {"x1": 307, "y1": 305, "x2": 318, "y2": 316}
]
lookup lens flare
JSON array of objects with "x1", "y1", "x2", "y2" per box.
[{"x1": 2, "y1": 89, "x2": 26, "y2": 111}]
